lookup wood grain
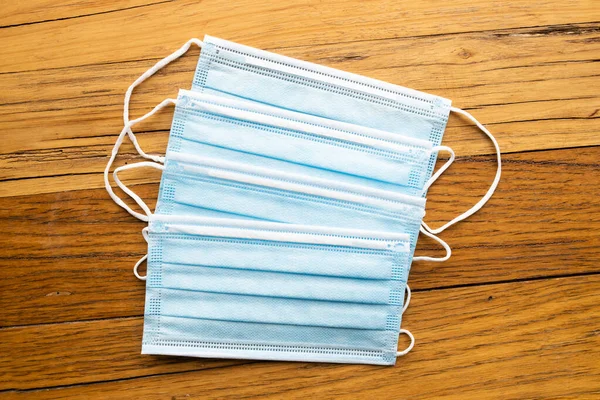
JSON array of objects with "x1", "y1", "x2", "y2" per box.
[
  {"x1": 1, "y1": 147, "x2": 598, "y2": 327},
  {"x1": 1, "y1": 275, "x2": 599, "y2": 397},
  {"x1": 2, "y1": 0, "x2": 599, "y2": 397},
  {"x1": 0, "y1": 317, "x2": 246, "y2": 392},
  {"x1": 2, "y1": 0, "x2": 598, "y2": 74},
  {"x1": 0, "y1": 0, "x2": 170, "y2": 28},
  {"x1": 1, "y1": 23, "x2": 598, "y2": 186}
]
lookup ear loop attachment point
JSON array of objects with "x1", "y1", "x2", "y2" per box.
[
  {"x1": 413, "y1": 225, "x2": 452, "y2": 262},
  {"x1": 402, "y1": 284, "x2": 411, "y2": 315},
  {"x1": 133, "y1": 227, "x2": 150, "y2": 281},
  {"x1": 422, "y1": 107, "x2": 501, "y2": 234},
  {"x1": 124, "y1": 38, "x2": 204, "y2": 162},
  {"x1": 104, "y1": 98, "x2": 175, "y2": 222},
  {"x1": 423, "y1": 145, "x2": 455, "y2": 193},
  {"x1": 113, "y1": 161, "x2": 165, "y2": 219},
  {"x1": 397, "y1": 329, "x2": 415, "y2": 356}
]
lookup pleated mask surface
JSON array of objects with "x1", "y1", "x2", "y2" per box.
[
  {"x1": 112, "y1": 153, "x2": 450, "y2": 263},
  {"x1": 101, "y1": 35, "x2": 506, "y2": 364},
  {"x1": 142, "y1": 215, "x2": 414, "y2": 365},
  {"x1": 121, "y1": 38, "x2": 501, "y2": 234},
  {"x1": 167, "y1": 90, "x2": 453, "y2": 196},
  {"x1": 190, "y1": 35, "x2": 451, "y2": 179}
]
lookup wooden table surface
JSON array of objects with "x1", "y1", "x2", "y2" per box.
[{"x1": 1, "y1": 1, "x2": 599, "y2": 398}]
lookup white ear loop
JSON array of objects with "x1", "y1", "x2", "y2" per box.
[
  {"x1": 104, "y1": 98, "x2": 176, "y2": 221},
  {"x1": 412, "y1": 225, "x2": 452, "y2": 262},
  {"x1": 423, "y1": 146, "x2": 455, "y2": 193},
  {"x1": 124, "y1": 38, "x2": 204, "y2": 162},
  {"x1": 113, "y1": 162, "x2": 165, "y2": 219},
  {"x1": 397, "y1": 329, "x2": 415, "y2": 356},
  {"x1": 422, "y1": 107, "x2": 501, "y2": 234},
  {"x1": 133, "y1": 227, "x2": 150, "y2": 281},
  {"x1": 396, "y1": 284, "x2": 414, "y2": 356},
  {"x1": 402, "y1": 284, "x2": 411, "y2": 315}
]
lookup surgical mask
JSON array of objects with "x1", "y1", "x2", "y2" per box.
[
  {"x1": 120, "y1": 37, "x2": 501, "y2": 235},
  {"x1": 164, "y1": 90, "x2": 454, "y2": 196},
  {"x1": 141, "y1": 214, "x2": 415, "y2": 365},
  {"x1": 192, "y1": 36, "x2": 448, "y2": 146},
  {"x1": 111, "y1": 152, "x2": 450, "y2": 263},
  {"x1": 104, "y1": 99, "x2": 459, "y2": 261},
  {"x1": 121, "y1": 89, "x2": 454, "y2": 197},
  {"x1": 104, "y1": 37, "x2": 503, "y2": 363},
  {"x1": 108, "y1": 113, "x2": 426, "y2": 359}
]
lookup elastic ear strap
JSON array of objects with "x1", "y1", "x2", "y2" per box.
[
  {"x1": 105, "y1": 99, "x2": 175, "y2": 221},
  {"x1": 133, "y1": 254, "x2": 148, "y2": 281},
  {"x1": 124, "y1": 38, "x2": 204, "y2": 162},
  {"x1": 423, "y1": 107, "x2": 502, "y2": 234},
  {"x1": 402, "y1": 284, "x2": 411, "y2": 315},
  {"x1": 113, "y1": 162, "x2": 165, "y2": 220},
  {"x1": 396, "y1": 329, "x2": 415, "y2": 356},
  {"x1": 397, "y1": 286, "x2": 415, "y2": 356},
  {"x1": 412, "y1": 225, "x2": 452, "y2": 262},
  {"x1": 133, "y1": 227, "x2": 150, "y2": 281},
  {"x1": 423, "y1": 145, "x2": 455, "y2": 193}
]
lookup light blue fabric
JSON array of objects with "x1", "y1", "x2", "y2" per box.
[
  {"x1": 191, "y1": 35, "x2": 452, "y2": 179},
  {"x1": 154, "y1": 153, "x2": 425, "y2": 260},
  {"x1": 104, "y1": 36, "x2": 502, "y2": 366},
  {"x1": 167, "y1": 90, "x2": 436, "y2": 196},
  {"x1": 142, "y1": 215, "x2": 411, "y2": 365}
]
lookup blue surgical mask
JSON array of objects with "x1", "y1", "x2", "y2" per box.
[
  {"x1": 164, "y1": 90, "x2": 453, "y2": 196},
  {"x1": 104, "y1": 37, "x2": 503, "y2": 364},
  {"x1": 120, "y1": 37, "x2": 501, "y2": 234},
  {"x1": 141, "y1": 214, "x2": 414, "y2": 365},
  {"x1": 126, "y1": 90, "x2": 452, "y2": 199},
  {"x1": 192, "y1": 36, "x2": 450, "y2": 147},
  {"x1": 111, "y1": 153, "x2": 450, "y2": 263}
]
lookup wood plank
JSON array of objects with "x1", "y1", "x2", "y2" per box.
[
  {"x1": 1, "y1": 1, "x2": 597, "y2": 397},
  {"x1": 1, "y1": 147, "x2": 598, "y2": 327},
  {"x1": 3, "y1": 23, "x2": 599, "y2": 109},
  {"x1": 0, "y1": 317, "x2": 246, "y2": 392},
  {"x1": 0, "y1": 0, "x2": 598, "y2": 74},
  {"x1": 1, "y1": 275, "x2": 598, "y2": 396},
  {"x1": 2, "y1": 24, "x2": 599, "y2": 156},
  {"x1": 0, "y1": 25, "x2": 598, "y2": 197},
  {"x1": 0, "y1": 0, "x2": 169, "y2": 27}
]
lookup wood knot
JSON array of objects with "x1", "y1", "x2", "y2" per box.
[
  {"x1": 46, "y1": 291, "x2": 72, "y2": 297},
  {"x1": 457, "y1": 48, "x2": 473, "y2": 59}
]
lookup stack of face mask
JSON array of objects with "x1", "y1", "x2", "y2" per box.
[{"x1": 105, "y1": 36, "x2": 501, "y2": 365}]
